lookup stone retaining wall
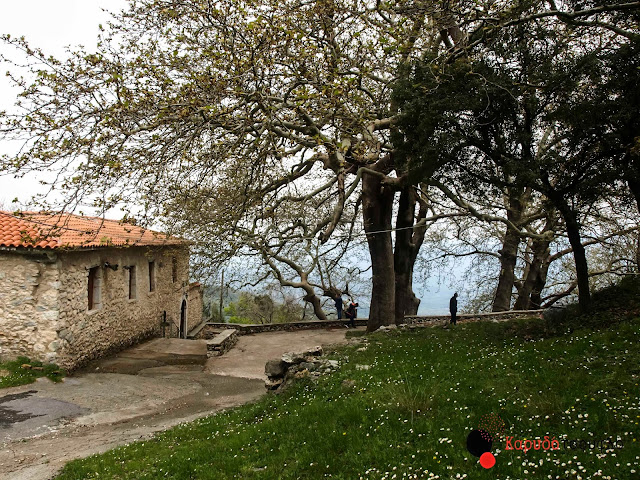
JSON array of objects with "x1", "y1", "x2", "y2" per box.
[
  {"x1": 195, "y1": 310, "x2": 542, "y2": 338},
  {"x1": 404, "y1": 310, "x2": 544, "y2": 324},
  {"x1": 197, "y1": 319, "x2": 368, "y2": 338}
]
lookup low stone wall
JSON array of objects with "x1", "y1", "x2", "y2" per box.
[
  {"x1": 187, "y1": 319, "x2": 211, "y2": 339},
  {"x1": 196, "y1": 310, "x2": 543, "y2": 338},
  {"x1": 404, "y1": 310, "x2": 544, "y2": 325},
  {"x1": 205, "y1": 329, "x2": 238, "y2": 357},
  {"x1": 197, "y1": 318, "x2": 368, "y2": 337}
]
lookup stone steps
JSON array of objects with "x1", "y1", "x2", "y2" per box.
[
  {"x1": 84, "y1": 338, "x2": 208, "y2": 375},
  {"x1": 186, "y1": 319, "x2": 209, "y2": 339}
]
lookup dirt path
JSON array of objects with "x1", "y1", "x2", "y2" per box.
[
  {"x1": 0, "y1": 328, "x2": 354, "y2": 480},
  {"x1": 206, "y1": 328, "x2": 354, "y2": 378},
  {"x1": 1, "y1": 376, "x2": 264, "y2": 480}
]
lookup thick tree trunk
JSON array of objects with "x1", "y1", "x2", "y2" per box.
[
  {"x1": 492, "y1": 189, "x2": 526, "y2": 312},
  {"x1": 362, "y1": 171, "x2": 396, "y2": 332},
  {"x1": 514, "y1": 238, "x2": 551, "y2": 310},
  {"x1": 628, "y1": 176, "x2": 640, "y2": 214},
  {"x1": 395, "y1": 272, "x2": 420, "y2": 320},
  {"x1": 529, "y1": 260, "x2": 549, "y2": 309},
  {"x1": 493, "y1": 227, "x2": 520, "y2": 311},
  {"x1": 394, "y1": 186, "x2": 424, "y2": 324},
  {"x1": 558, "y1": 203, "x2": 591, "y2": 311},
  {"x1": 514, "y1": 216, "x2": 556, "y2": 310},
  {"x1": 540, "y1": 172, "x2": 591, "y2": 311},
  {"x1": 303, "y1": 291, "x2": 327, "y2": 321},
  {"x1": 635, "y1": 231, "x2": 640, "y2": 271}
]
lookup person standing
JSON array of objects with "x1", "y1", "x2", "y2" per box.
[
  {"x1": 345, "y1": 299, "x2": 358, "y2": 328},
  {"x1": 449, "y1": 292, "x2": 458, "y2": 325},
  {"x1": 334, "y1": 293, "x2": 344, "y2": 320}
]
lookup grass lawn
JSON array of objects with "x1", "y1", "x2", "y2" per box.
[
  {"x1": 56, "y1": 307, "x2": 640, "y2": 479},
  {"x1": 0, "y1": 356, "x2": 64, "y2": 388}
]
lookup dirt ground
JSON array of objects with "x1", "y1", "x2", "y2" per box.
[{"x1": 0, "y1": 328, "x2": 356, "y2": 480}]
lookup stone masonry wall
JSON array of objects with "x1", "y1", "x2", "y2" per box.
[
  {"x1": 187, "y1": 283, "x2": 203, "y2": 337},
  {"x1": 53, "y1": 246, "x2": 192, "y2": 370},
  {"x1": 0, "y1": 251, "x2": 61, "y2": 363}
]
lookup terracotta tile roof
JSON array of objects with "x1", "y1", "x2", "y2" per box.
[{"x1": 0, "y1": 211, "x2": 185, "y2": 250}]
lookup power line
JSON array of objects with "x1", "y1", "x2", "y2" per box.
[{"x1": 192, "y1": 223, "x2": 426, "y2": 247}]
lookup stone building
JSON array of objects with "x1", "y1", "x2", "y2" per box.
[{"x1": 0, "y1": 211, "x2": 203, "y2": 371}]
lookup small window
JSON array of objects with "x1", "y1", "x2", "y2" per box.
[
  {"x1": 128, "y1": 266, "x2": 137, "y2": 300},
  {"x1": 172, "y1": 257, "x2": 178, "y2": 283},
  {"x1": 88, "y1": 266, "x2": 102, "y2": 311},
  {"x1": 148, "y1": 261, "x2": 156, "y2": 292}
]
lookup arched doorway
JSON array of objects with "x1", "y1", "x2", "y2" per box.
[{"x1": 179, "y1": 299, "x2": 187, "y2": 338}]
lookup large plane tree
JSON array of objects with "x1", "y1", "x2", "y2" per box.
[
  {"x1": 1, "y1": 0, "x2": 469, "y2": 329},
  {"x1": 2, "y1": 0, "x2": 638, "y2": 325}
]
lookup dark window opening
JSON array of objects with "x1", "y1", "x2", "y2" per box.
[
  {"x1": 149, "y1": 261, "x2": 156, "y2": 292},
  {"x1": 180, "y1": 299, "x2": 187, "y2": 338},
  {"x1": 172, "y1": 257, "x2": 178, "y2": 283},
  {"x1": 128, "y1": 265, "x2": 137, "y2": 299},
  {"x1": 88, "y1": 266, "x2": 101, "y2": 310}
]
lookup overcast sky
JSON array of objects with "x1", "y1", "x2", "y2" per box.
[{"x1": 0, "y1": 0, "x2": 128, "y2": 208}]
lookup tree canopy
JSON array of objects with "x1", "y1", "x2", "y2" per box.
[
  {"x1": 1, "y1": 0, "x2": 639, "y2": 322},
  {"x1": 393, "y1": 3, "x2": 640, "y2": 311}
]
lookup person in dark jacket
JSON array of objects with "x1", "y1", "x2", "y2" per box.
[
  {"x1": 449, "y1": 292, "x2": 458, "y2": 325},
  {"x1": 334, "y1": 294, "x2": 344, "y2": 319},
  {"x1": 345, "y1": 299, "x2": 358, "y2": 328}
]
